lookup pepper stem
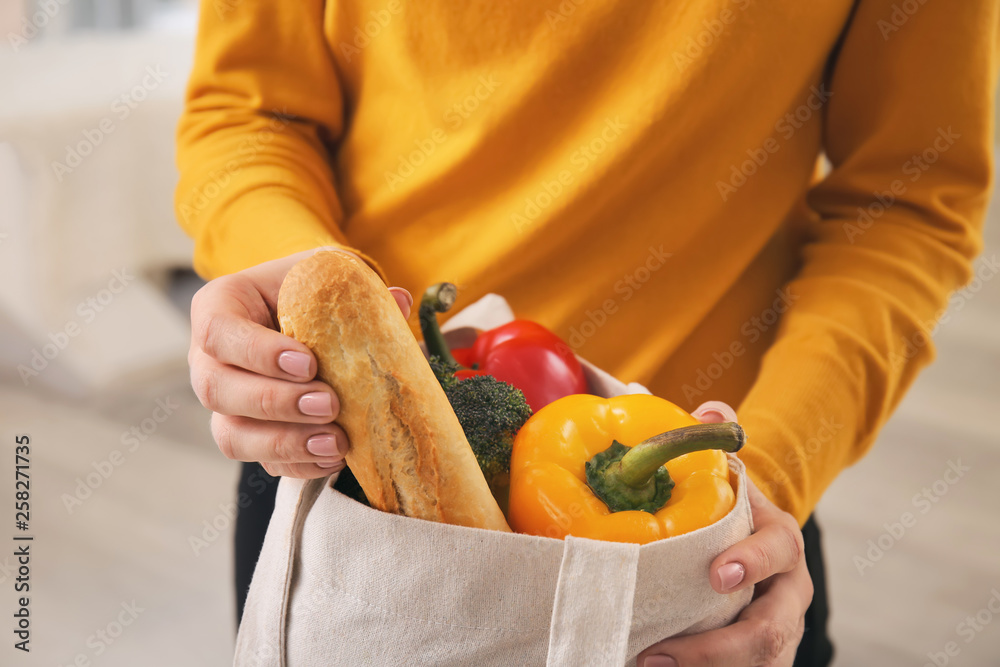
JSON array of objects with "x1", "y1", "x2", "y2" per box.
[
  {"x1": 419, "y1": 283, "x2": 459, "y2": 366},
  {"x1": 585, "y1": 423, "x2": 745, "y2": 514}
]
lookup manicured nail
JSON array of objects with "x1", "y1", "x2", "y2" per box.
[
  {"x1": 316, "y1": 460, "x2": 344, "y2": 470},
  {"x1": 693, "y1": 400, "x2": 738, "y2": 424},
  {"x1": 299, "y1": 392, "x2": 333, "y2": 417},
  {"x1": 278, "y1": 351, "x2": 311, "y2": 378},
  {"x1": 643, "y1": 656, "x2": 677, "y2": 667},
  {"x1": 389, "y1": 287, "x2": 413, "y2": 314},
  {"x1": 718, "y1": 561, "x2": 746, "y2": 592},
  {"x1": 306, "y1": 434, "x2": 338, "y2": 457}
]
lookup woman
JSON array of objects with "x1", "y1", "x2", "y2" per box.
[{"x1": 176, "y1": 1, "x2": 998, "y2": 664}]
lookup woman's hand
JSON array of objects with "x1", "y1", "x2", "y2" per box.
[
  {"x1": 636, "y1": 401, "x2": 813, "y2": 667},
  {"x1": 188, "y1": 247, "x2": 412, "y2": 479}
]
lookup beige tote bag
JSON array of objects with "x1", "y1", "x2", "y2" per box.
[{"x1": 234, "y1": 295, "x2": 754, "y2": 667}]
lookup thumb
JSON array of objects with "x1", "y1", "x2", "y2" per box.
[
  {"x1": 692, "y1": 400, "x2": 738, "y2": 424},
  {"x1": 242, "y1": 245, "x2": 357, "y2": 298},
  {"x1": 246, "y1": 247, "x2": 411, "y2": 319},
  {"x1": 388, "y1": 287, "x2": 414, "y2": 319},
  {"x1": 305, "y1": 247, "x2": 412, "y2": 318}
]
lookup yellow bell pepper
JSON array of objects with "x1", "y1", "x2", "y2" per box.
[{"x1": 507, "y1": 394, "x2": 744, "y2": 545}]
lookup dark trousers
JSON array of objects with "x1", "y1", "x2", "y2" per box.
[
  {"x1": 234, "y1": 462, "x2": 834, "y2": 666},
  {"x1": 796, "y1": 516, "x2": 835, "y2": 666}
]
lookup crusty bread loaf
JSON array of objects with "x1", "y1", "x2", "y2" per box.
[{"x1": 277, "y1": 250, "x2": 511, "y2": 532}]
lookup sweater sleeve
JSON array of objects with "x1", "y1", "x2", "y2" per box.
[
  {"x1": 737, "y1": 0, "x2": 999, "y2": 524},
  {"x1": 174, "y1": 0, "x2": 385, "y2": 282}
]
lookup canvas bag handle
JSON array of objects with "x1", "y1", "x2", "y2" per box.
[
  {"x1": 545, "y1": 536, "x2": 641, "y2": 666},
  {"x1": 233, "y1": 476, "x2": 328, "y2": 667}
]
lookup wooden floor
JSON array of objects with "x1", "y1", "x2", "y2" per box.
[{"x1": 1, "y1": 206, "x2": 998, "y2": 666}]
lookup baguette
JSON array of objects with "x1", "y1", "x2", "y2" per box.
[{"x1": 276, "y1": 250, "x2": 511, "y2": 532}]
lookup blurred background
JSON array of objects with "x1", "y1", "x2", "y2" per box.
[{"x1": 0, "y1": 1, "x2": 997, "y2": 665}]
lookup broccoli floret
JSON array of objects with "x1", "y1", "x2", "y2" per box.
[
  {"x1": 429, "y1": 358, "x2": 532, "y2": 503},
  {"x1": 428, "y1": 355, "x2": 462, "y2": 391}
]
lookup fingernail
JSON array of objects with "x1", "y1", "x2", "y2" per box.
[
  {"x1": 693, "y1": 400, "x2": 738, "y2": 424},
  {"x1": 299, "y1": 392, "x2": 334, "y2": 417},
  {"x1": 389, "y1": 287, "x2": 413, "y2": 312},
  {"x1": 278, "y1": 351, "x2": 311, "y2": 378},
  {"x1": 718, "y1": 561, "x2": 746, "y2": 592},
  {"x1": 306, "y1": 434, "x2": 338, "y2": 457},
  {"x1": 316, "y1": 460, "x2": 344, "y2": 470},
  {"x1": 696, "y1": 409, "x2": 727, "y2": 424},
  {"x1": 643, "y1": 656, "x2": 677, "y2": 667}
]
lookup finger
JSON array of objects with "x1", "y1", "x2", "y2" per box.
[
  {"x1": 638, "y1": 567, "x2": 810, "y2": 667},
  {"x1": 388, "y1": 286, "x2": 413, "y2": 319},
  {"x1": 211, "y1": 413, "x2": 350, "y2": 465},
  {"x1": 738, "y1": 546, "x2": 814, "y2": 615},
  {"x1": 191, "y1": 349, "x2": 339, "y2": 423},
  {"x1": 190, "y1": 276, "x2": 319, "y2": 382},
  {"x1": 239, "y1": 246, "x2": 357, "y2": 310},
  {"x1": 710, "y1": 482, "x2": 804, "y2": 594},
  {"x1": 692, "y1": 400, "x2": 738, "y2": 424},
  {"x1": 191, "y1": 247, "x2": 398, "y2": 382},
  {"x1": 770, "y1": 618, "x2": 805, "y2": 667},
  {"x1": 261, "y1": 460, "x2": 347, "y2": 480}
]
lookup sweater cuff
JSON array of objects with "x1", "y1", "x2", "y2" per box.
[
  {"x1": 188, "y1": 195, "x2": 388, "y2": 285},
  {"x1": 736, "y1": 333, "x2": 871, "y2": 527}
]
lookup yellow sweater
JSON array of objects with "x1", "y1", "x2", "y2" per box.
[{"x1": 176, "y1": 0, "x2": 998, "y2": 525}]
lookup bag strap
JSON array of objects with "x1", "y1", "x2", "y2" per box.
[
  {"x1": 233, "y1": 476, "x2": 330, "y2": 667},
  {"x1": 546, "y1": 535, "x2": 641, "y2": 667}
]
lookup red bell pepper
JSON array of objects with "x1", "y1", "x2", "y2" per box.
[{"x1": 419, "y1": 284, "x2": 588, "y2": 411}]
